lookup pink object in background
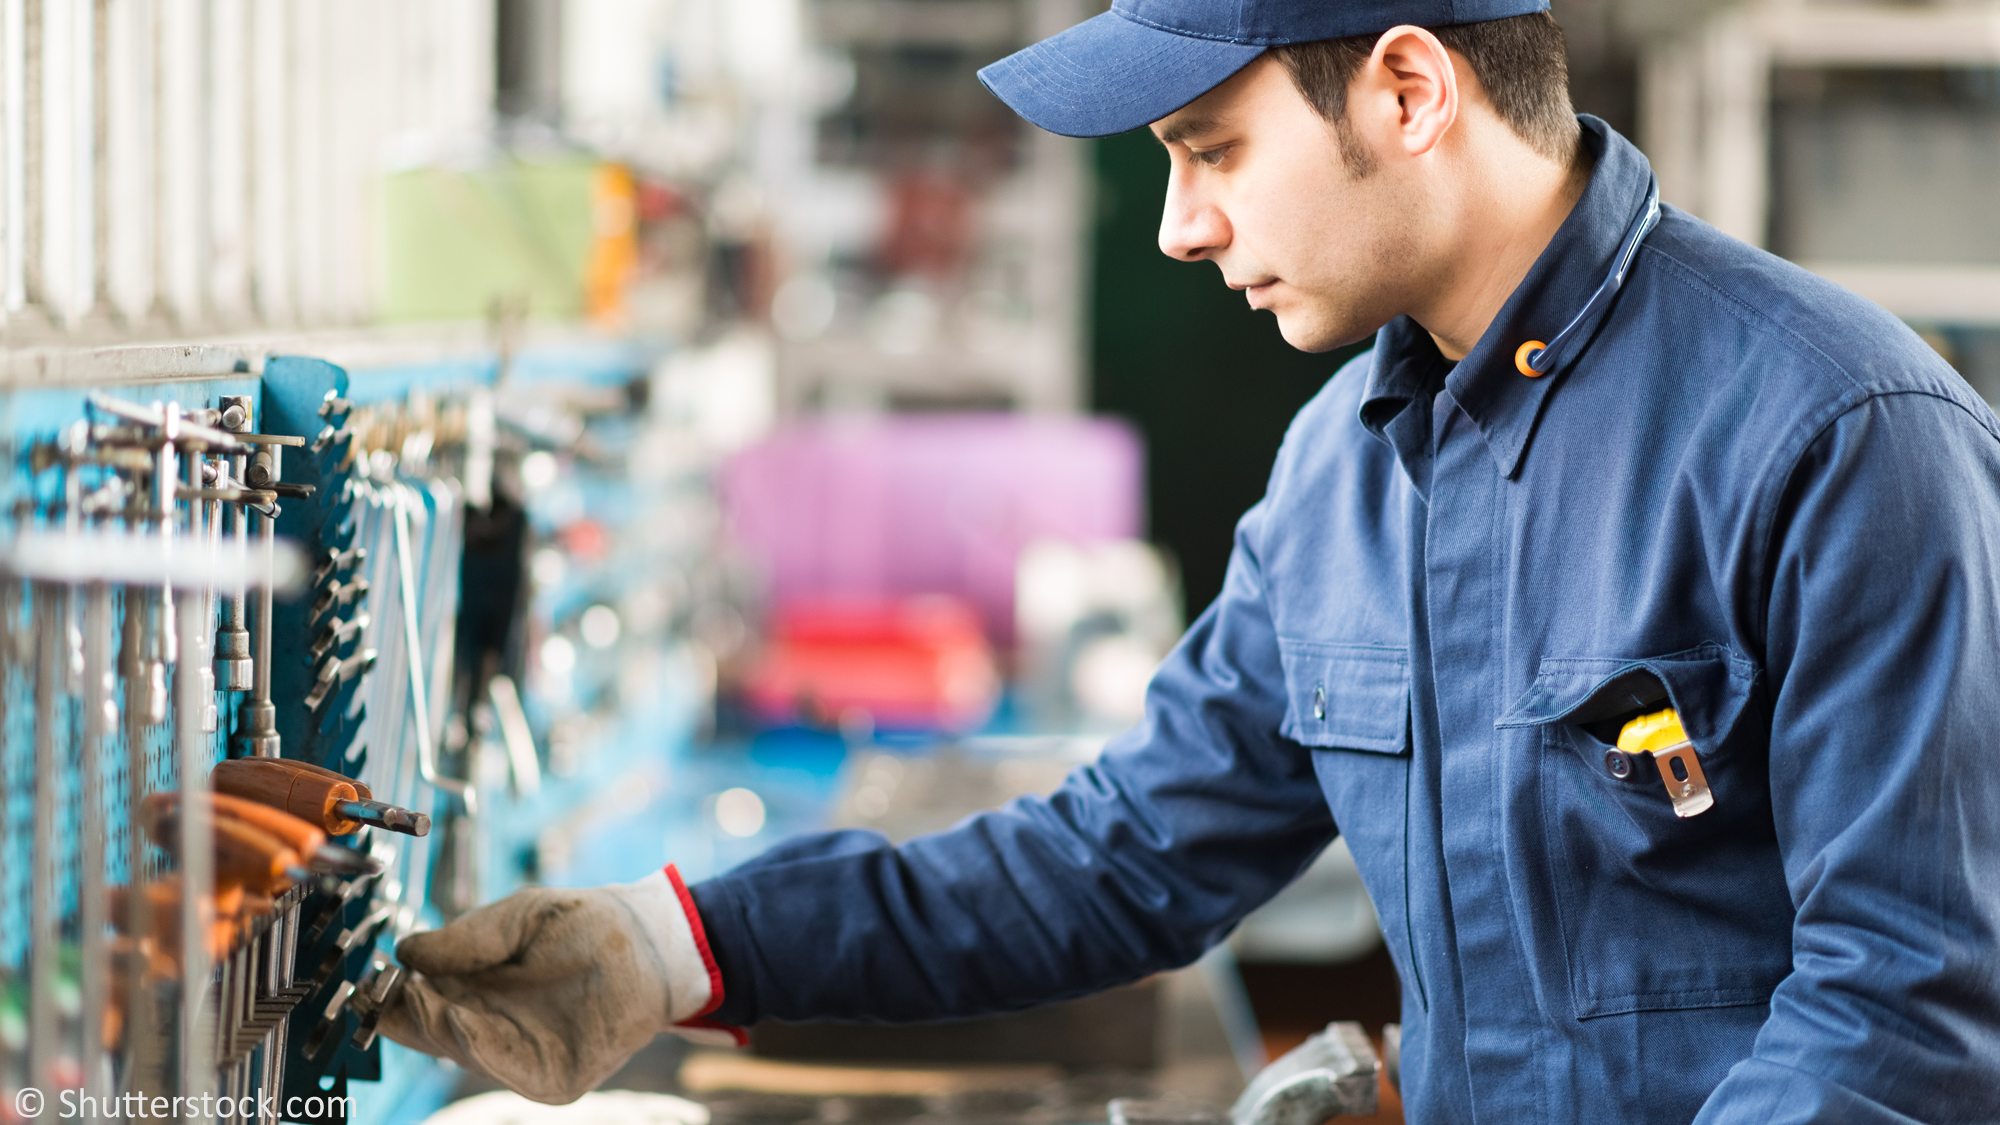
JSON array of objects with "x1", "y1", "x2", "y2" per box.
[{"x1": 719, "y1": 415, "x2": 1145, "y2": 647}]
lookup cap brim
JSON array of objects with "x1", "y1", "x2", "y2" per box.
[{"x1": 977, "y1": 10, "x2": 1266, "y2": 139}]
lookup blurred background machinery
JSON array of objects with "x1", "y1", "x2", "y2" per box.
[
  {"x1": 0, "y1": 2, "x2": 1995, "y2": 1124},
  {"x1": 1639, "y1": 0, "x2": 2000, "y2": 399}
]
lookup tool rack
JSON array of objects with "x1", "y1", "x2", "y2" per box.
[{"x1": 0, "y1": 336, "x2": 705, "y2": 1125}]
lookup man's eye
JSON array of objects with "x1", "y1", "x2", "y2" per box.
[{"x1": 1188, "y1": 147, "x2": 1227, "y2": 167}]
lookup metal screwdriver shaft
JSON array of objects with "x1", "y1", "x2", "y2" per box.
[{"x1": 336, "y1": 799, "x2": 432, "y2": 838}]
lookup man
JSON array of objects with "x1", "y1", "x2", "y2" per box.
[{"x1": 383, "y1": 3, "x2": 2000, "y2": 1121}]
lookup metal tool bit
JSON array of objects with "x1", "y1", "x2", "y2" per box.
[
  {"x1": 309, "y1": 612, "x2": 371, "y2": 662},
  {"x1": 301, "y1": 981, "x2": 357, "y2": 1061},
  {"x1": 307, "y1": 577, "x2": 370, "y2": 628},
  {"x1": 303, "y1": 902, "x2": 395, "y2": 1001},
  {"x1": 299, "y1": 901, "x2": 400, "y2": 1067},
  {"x1": 304, "y1": 872, "x2": 381, "y2": 945},
  {"x1": 312, "y1": 545, "x2": 368, "y2": 588},
  {"x1": 302, "y1": 648, "x2": 378, "y2": 711},
  {"x1": 336, "y1": 799, "x2": 430, "y2": 837},
  {"x1": 345, "y1": 956, "x2": 404, "y2": 1052}
]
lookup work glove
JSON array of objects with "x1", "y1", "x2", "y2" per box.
[{"x1": 378, "y1": 865, "x2": 742, "y2": 1105}]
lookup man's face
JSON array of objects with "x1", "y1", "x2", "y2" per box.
[{"x1": 1151, "y1": 55, "x2": 1432, "y2": 353}]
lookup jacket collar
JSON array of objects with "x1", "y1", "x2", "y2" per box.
[{"x1": 1360, "y1": 116, "x2": 1657, "y2": 479}]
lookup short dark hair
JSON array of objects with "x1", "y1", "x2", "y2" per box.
[{"x1": 1271, "y1": 12, "x2": 1579, "y2": 175}]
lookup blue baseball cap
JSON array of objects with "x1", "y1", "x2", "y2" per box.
[{"x1": 978, "y1": 0, "x2": 1551, "y2": 138}]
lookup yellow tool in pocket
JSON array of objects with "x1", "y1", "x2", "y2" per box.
[{"x1": 1618, "y1": 708, "x2": 1714, "y2": 817}]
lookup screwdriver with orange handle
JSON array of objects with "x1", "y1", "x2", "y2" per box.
[
  {"x1": 104, "y1": 872, "x2": 295, "y2": 1047},
  {"x1": 211, "y1": 756, "x2": 430, "y2": 837},
  {"x1": 137, "y1": 800, "x2": 306, "y2": 896},
  {"x1": 109, "y1": 876, "x2": 240, "y2": 978},
  {"x1": 105, "y1": 880, "x2": 234, "y2": 1048},
  {"x1": 253, "y1": 755, "x2": 375, "y2": 798},
  {"x1": 137, "y1": 791, "x2": 382, "y2": 877}
]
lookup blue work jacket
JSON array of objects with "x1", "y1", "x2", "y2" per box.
[{"x1": 693, "y1": 117, "x2": 2000, "y2": 1124}]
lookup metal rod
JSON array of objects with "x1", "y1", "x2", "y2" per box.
[
  {"x1": 27, "y1": 583, "x2": 62, "y2": 1103},
  {"x1": 258, "y1": 442, "x2": 278, "y2": 713},
  {"x1": 237, "y1": 449, "x2": 278, "y2": 758},
  {"x1": 175, "y1": 590, "x2": 214, "y2": 1102},
  {"x1": 189, "y1": 445, "x2": 218, "y2": 735},
  {"x1": 488, "y1": 674, "x2": 540, "y2": 800},
  {"x1": 152, "y1": 403, "x2": 180, "y2": 725},
  {"x1": 0, "y1": 584, "x2": 9, "y2": 1101},
  {"x1": 79, "y1": 581, "x2": 112, "y2": 1119},
  {"x1": 87, "y1": 392, "x2": 249, "y2": 452},
  {"x1": 395, "y1": 485, "x2": 472, "y2": 813},
  {"x1": 216, "y1": 396, "x2": 254, "y2": 693},
  {"x1": 121, "y1": 569, "x2": 164, "y2": 1094}
]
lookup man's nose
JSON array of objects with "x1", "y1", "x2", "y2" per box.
[{"x1": 1158, "y1": 173, "x2": 1227, "y2": 262}]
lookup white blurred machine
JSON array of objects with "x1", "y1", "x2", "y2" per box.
[{"x1": 1643, "y1": 1, "x2": 2000, "y2": 398}]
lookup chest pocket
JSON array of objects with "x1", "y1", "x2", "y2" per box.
[
  {"x1": 1498, "y1": 643, "x2": 1793, "y2": 1020},
  {"x1": 1279, "y1": 640, "x2": 1409, "y2": 752},
  {"x1": 1279, "y1": 640, "x2": 1425, "y2": 1010}
]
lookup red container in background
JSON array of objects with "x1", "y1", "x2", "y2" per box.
[{"x1": 740, "y1": 596, "x2": 1000, "y2": 733}]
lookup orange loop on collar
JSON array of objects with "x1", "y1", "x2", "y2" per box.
[{"x1": 1515, "y1": 340, "x2": 1548, "y2": 377}]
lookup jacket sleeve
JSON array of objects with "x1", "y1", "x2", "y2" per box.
[
  {"x1": 689, "y1": 495, "x2": 1337, "y2": 1026},
  {"x1": 1697, "y1": 391, "x2": 2000, "y2": 1124}
]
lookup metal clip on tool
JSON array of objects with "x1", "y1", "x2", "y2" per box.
[{"x1": 1617, "y1": 708, "x2": 1714, "y2": 818}]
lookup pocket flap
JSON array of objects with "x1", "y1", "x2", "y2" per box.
[
  {"x1": 1278, "y1": 640, "x2": 1409, "y2": 754},
  {"x1": 1496, "y1": 642, "x2": 1757, "y2": 746}
]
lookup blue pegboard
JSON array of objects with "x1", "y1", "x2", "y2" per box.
[{"x1": 0, "y1": 338, "x2": 721, "y2": 1124}]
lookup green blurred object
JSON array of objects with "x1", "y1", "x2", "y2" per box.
[
  {"x1": 379, "y1": 157, "x2": 601, "y2": 323},
  {"x1": 0, "y1": 973, "x2": 24, "y2": 1049}
]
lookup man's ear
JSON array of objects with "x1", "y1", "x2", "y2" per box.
[{"x1": 1357, "y1": 24, "x2": 1459, "y2": 159}]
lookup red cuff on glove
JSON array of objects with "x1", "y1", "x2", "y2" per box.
[{"x1": 666, "y1": 863, "x2": 749, "y2": 1047}]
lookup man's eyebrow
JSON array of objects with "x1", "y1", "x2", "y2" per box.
[{"x1": 1155, "y1": 113, "x2": 1220, "y2": 147}]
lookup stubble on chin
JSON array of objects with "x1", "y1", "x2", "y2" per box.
[{"x1": 1271, "y1": 294, "x2": 1392, "y2": 354}]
